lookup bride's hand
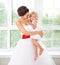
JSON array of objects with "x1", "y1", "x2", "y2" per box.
[{"x1": 38, "y1": 30, "x2": 43, "y2": 38}]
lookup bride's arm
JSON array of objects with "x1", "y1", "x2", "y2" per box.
[{"x1": 16, "y1": 21, "x2": 39, "y2": 36}]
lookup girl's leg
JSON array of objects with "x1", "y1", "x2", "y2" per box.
[
  {"x1": 32, "y1": 39, "x2": 44, "y2": 55},
  {"x1": 32, "y1": 39, "x2": 38, "y2": 61},
  {"x1": 33, "y1": 44, "x2": 38, "y2": 61},
  {"x1": 39, "y1": 45, "x2": 44, "y2": 55}
]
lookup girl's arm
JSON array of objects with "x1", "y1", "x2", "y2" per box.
[
  {"x1": 16, "y1": 21, "x2": 39, "y2": 36},
  {"x1": 30, "y1": 22, "x2": 44, "y2": 37}
]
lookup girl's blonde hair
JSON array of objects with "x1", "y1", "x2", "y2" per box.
[{"x1": 30, "y1": 11, "x2": 38, "y2": 20}]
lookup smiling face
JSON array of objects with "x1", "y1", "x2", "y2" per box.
[{"x1": 30, "y1": 12, "x2": 38, "y2": 23}]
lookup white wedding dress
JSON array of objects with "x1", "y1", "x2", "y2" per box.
[{"x1": 8, "y1": 25, "x2": 56, "y2": 65}]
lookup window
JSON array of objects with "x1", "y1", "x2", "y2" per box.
[
  {"x1": 0, "y1": 0, "x2": 60, "y2": 50},
  {"x1": 0, "y1": 0, "x2": 8, "y2": 49},
  {"x1": 42, "y1": 0, "x2": 60, "y2": 49}
]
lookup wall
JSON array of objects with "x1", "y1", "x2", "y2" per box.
[{"x1": 0, "y1": 56, "x2": 60, "y2": 65}]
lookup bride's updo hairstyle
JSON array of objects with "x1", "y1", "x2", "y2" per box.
[{"x1": 17, "y1": 6, "x2": 29, "y2": 16}]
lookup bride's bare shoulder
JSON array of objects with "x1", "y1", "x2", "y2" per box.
[{"x1": 16, "y1": 18, "x2": 23, "y2": 25}]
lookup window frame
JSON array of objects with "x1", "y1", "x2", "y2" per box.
[{"x1": 0, "y1": 0, "x2": 60, "y2": 51}]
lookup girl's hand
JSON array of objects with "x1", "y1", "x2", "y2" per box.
[{"x1": 32, "y1": 23, "x2": 37, "y2": 29}]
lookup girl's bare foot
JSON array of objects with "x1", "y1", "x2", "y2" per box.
[
  {"x1": 39, "y1": 47, "x2": 44, "y2": 55},
  {"x1": 34, "y1": 54, "x2": 38, "y2": 61}
]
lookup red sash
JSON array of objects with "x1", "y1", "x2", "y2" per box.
[{"x1": 22, "y1": 35, "x2": 30, "y2": 39}]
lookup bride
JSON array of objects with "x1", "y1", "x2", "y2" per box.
[{"x1": 8, "y1": 6, "x2": 56, "y2": 65}]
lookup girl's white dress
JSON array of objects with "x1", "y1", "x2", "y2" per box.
[{"x1": 8, "y1": 25, "x2": 56, "y2": 65}]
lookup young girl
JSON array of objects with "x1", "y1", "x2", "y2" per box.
[{"x1": 29, "y1": 12, "x2": 44, "y2": 61}]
